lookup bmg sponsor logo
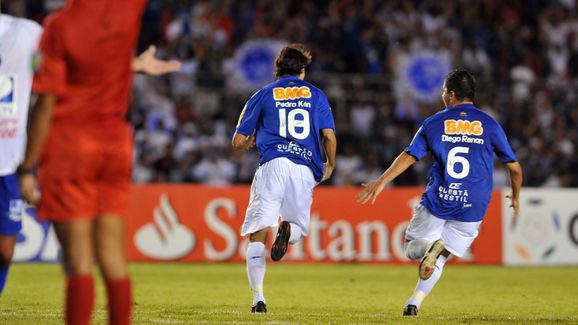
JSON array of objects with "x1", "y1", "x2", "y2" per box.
[
  {"x1": 273, "y1": 86, "x2": 311, "y2": 101},
  {"x1": 444, "y1": 119, "x2": 483, "y2": 135}
]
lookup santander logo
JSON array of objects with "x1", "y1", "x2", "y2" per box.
[{"x1": 134, "y1": 194, "x2": 195, "y2": 260}]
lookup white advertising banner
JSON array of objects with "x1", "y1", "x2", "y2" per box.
[{"x1": 503, "y1": 189, "x2": 578, "y2": 265}]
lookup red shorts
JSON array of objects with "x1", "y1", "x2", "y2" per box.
[{"x1": 37, "y1": 122, "x2": 133, "y2": 221}]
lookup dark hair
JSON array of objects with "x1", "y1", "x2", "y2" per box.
[
  {"x1": 444, "y1": 70, "x2": 476, "y2": 101},
  {"x1": 274, "y1": 43, "x2": 312, "y2": 77}
]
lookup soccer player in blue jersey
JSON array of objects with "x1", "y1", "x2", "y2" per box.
[
  {"x1": 357, "y1": 70, "x2": 523, "y2": 316},
  {"x1": 232, "y1": 43, "x2": 337, "y2": 313}
]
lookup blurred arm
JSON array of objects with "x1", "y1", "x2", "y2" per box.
[
  {"x1": 505, "y1": 161, "x2": 523, "y2": 217},
  {"x1": 20, "y1": 94, "x2": 55, "y2": 169},
  {"x1": 18, "y1": 93, "x2": 56, "y2": 204},
  {"x1": 356, "y1": 152, "x2": 417, "y2": 204},
  {"x1": 132, "y1": 45, "x2": 181, "y2": 75},
  {"x1": 320, "y1": 128, "x2": 337, "y2": 182},
  {"x1": 231, "y1": 131, "x2": 255, "y2": 151}
]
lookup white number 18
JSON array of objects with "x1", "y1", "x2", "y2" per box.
[{"x1": 279, "y1": 108, "x2": 310, "y2": 140}]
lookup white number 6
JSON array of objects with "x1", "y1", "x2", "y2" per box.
[{"x1": 447, "y1": 146, "x2": 470, "y2": 179}]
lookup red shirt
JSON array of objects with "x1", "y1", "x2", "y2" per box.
[{"x1": 33, "y1": 0, "x2": 147, "y2": 125}]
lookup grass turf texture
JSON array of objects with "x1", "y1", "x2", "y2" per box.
[{"x1": 1, "y1": 263, "x2": 577, "y2": 324}]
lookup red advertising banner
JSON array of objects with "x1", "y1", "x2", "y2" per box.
[{"x1": 127, "y1": 185, "x2": 502, "y2": 263}]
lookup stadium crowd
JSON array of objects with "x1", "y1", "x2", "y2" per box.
[{"x1": 27, "y1": 0, "x2": 578, "y2": 187}]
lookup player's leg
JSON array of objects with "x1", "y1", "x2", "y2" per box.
[
  {"x1": 94, "y1": 214, "x2": 131, "y2": 325},
  {"x1": 0, "y1": 235, "x2": 17, "y2": 294},
  {"x1": 247, "y1": 229, "x2": 268, "y2": 313},
  {"x1": 53, "y1": 219, "x2": 96, "y2": 325},
  {"x1": 0, "y1": 173, "x2": 24, "y2": 294},
  {"x1": 404, "y1": 248, "x2": 450, "y2": 316},
  {"x1": 404, "y1": 204, "x2": 444, "y2": 261},
  {"x1": 94, "y1": 138, "x2": 133, "y2": 325},
  {"x1": 274, "y1": 161, "x2": 315, "y2": 260},
  {"x1": 403, "y1": 204, "x2": 445, "y2": 316},
  {"x1": 404, "y1": 218, "x2": 482, "y2": 316},
  {"x1": 240, "y1": 158, "x2": 285, "y2": 313}
]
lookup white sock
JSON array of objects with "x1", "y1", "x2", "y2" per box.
[
  {"x1": 405, "y1": 240, "x2": 430, "y2": 260},
  {"x1": 288, "y1": 222, "x2": 302, "y2": 244},
  {"x1": 246, "y1": 242, "x2": 266, "y2": 306},
  {"x1": 406, "y1": 255, "x2": 447, "y2": 309}
]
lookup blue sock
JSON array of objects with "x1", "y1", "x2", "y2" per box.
[{"x1": 0, "y1": 266, "x2": 9, "y2": 293}]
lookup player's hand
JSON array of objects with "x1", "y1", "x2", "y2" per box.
[
  {"x1": 242, "y1": 134, "x2": 255, "y2": 150},
  {"x1": 356, "y1": 179, "x2": 386, "y2": 205},
  {"x1": 19, "y1": 173, "x2": 40, "y2": 205},
  {"x1": 320, "y1": 163, "x2": 334, "y2": 183},
  {"x1": 133, "y1": 45, "x2": 182, "y2": 75},
  {"x1": 505, "y1": 193, "x2": 519, "y2": 216}
]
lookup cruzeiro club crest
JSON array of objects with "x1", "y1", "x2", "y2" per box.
[{"x1": 0, "y1": 74, "x2": 17, "y2": 118}]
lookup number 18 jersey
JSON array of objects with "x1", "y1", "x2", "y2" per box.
[
  {"x1": 236, "y1": 75, "x2": 335, "y2": 182},
  {"x1": 404, "y1": 104, "x2": 517, "y2": 222}
]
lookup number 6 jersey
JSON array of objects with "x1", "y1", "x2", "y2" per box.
[
  {"x1": 236, "y1": 75, "x2": 335, "y2": 182},
  {"x1": 404, "y1": 103, "x2": 517, "y2": 222}
]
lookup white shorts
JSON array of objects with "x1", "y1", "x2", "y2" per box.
[
  {"x1": 240, "y1": 157, "x2": 317, "y2": 236},
  {"x1": 405, "y1": 204, "x2": 481, "y2": 258}
]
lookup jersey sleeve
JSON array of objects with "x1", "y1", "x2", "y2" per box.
[
  {"x1": 318, "y1": 92, "x2": 335, "y2": 131},
  {"x1": 404, "y1": 123, "x2": 429, "y2": 160},
  {"x1": 492, "y1": 123, "x2": 517, "y2": 163},
  {"x1": 26, "y1": 20, "x2": 43, "y2": 53},
  {"x1": 236, "y1": 90, "x2": 263, "y2": 136},
  {"x1": 32, "y1": 18, "x2": 67, "y2": 96}
]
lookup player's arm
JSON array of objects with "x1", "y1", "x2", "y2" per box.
[
  {"x1": 232, "y1": 91, "x2": 262, "y2": 151},
  {"x1": 18, "y1": 93, "x2": 56, "y2": 204},
  {"x1": 356, "y1": 152, "x2": 417, "y2": 205},
  {"x1": 320, "y1": 128, "x2": 337, "y2": 182},
  {"x1": 132, "y1": 45, "x2": 181, "y2": 75},
  {"x1": 505, "y1": 161, "x2": 523, "y2": 217},
  {"x1": 232, "y1": 131, "x2": 255, "y2": 151}
]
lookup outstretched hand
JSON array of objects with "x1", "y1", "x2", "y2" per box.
[
  {"x1": 356, "y1": 179, "x2": 386, "y2": 205},
  {"x1": 133, "y1": 45, "x2": 182, "y2": 75}
]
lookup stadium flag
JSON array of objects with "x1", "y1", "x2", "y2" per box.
[
  {"x1": 394, "y1": 50, "x2": 451, "y2": 103},
  {"x1": 224, "y1": 39, "x2": 287, "y2": 93}
]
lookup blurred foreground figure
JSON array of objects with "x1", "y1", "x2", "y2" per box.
[{"x1": 18, "y1": 1, "x2": 180, "y2": 324}]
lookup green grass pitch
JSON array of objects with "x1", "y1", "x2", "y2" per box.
[{"x1": 1, "y1": 263, "x2": 577, "y2": 324}]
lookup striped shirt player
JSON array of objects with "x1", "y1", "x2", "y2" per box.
[
  {"x1": 357, "y1": 70, "x2": 522, "y2": 316},
  {"x1": 0, "y1": 13, "x2": 42, "y2": 293},
  {"x1": 232, "y1": 44, "x2": 337, "y2": 313}
]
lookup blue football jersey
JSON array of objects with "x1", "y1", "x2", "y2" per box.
[
  {"x1": 404, "y1": 103, "x2": 517, "y2": 222},
  {"x1": 236, "y1": 76, "x2": 335, "y2": 182}
]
